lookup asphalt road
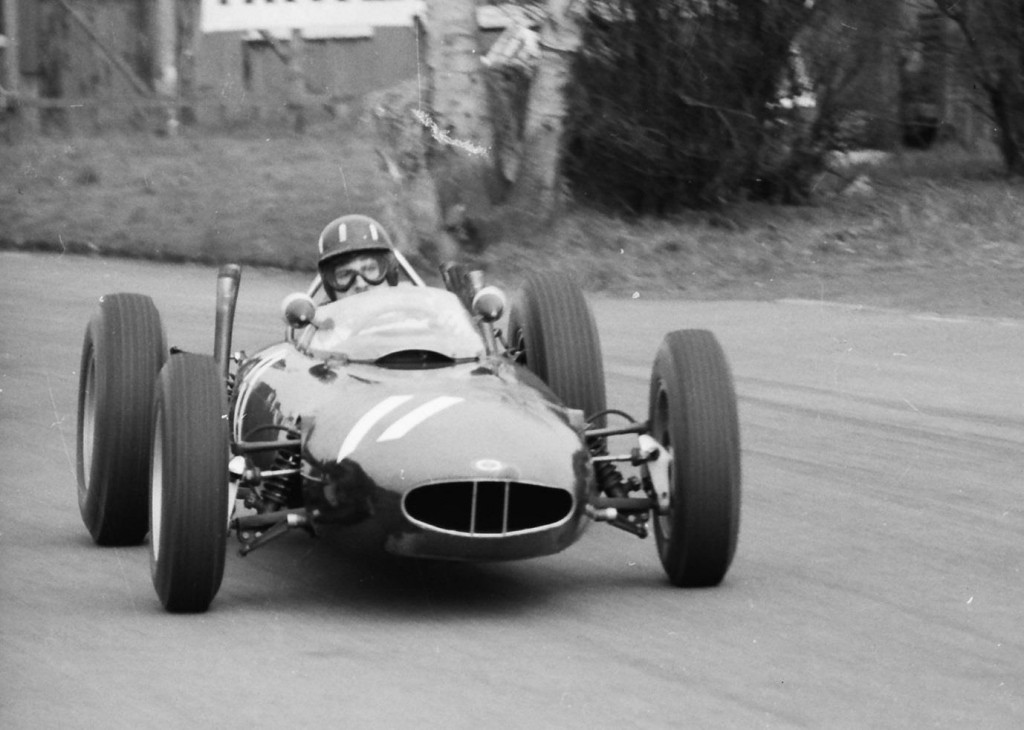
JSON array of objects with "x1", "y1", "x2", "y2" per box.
[{"x1": 1, "y1": 252, "x2": 1021, "y2": 728}]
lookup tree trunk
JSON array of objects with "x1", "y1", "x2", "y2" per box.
[
  {"x1": 3, "y1": 0, "x2": 19, "y2": 95},
  {"x1": 177, "y1": 0, "x2": 202, "y2": 125},
  {"x1": 988, "y1": 77, "x2": 1024, "y2": 174},
  {"x1": 422, "y1": 0, "x2": 494, "y2": 235},
  {"x1": 153, "y1": 0, "x2": 178, "y2": 134},
  {"x1": 507, "y1": 0, "x2": 580, "y2": 222},
  {"x1": 286, "y1": 29, "x2": 306, "y2": 133},
  {"x1": 935, "y1": 0, "x2": 1024, "y2": 174}
]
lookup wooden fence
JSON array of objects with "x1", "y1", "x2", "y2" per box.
[{"x1": 2, "y1": 0, "x2": 420, "y2": 133}]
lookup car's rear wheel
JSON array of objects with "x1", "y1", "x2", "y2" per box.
[
  {"x1": 649, "y1": 330, "x2": 740, "y2": 587},
  {"x1": 150, "y1": 353, "x2": 229, "y2": 613},
  {"x1": 76, "y1": 293, "x2": 166, "y2": 545},
  {"x1": 506, "y1": 272, "x2": 607, "y2": 425}
]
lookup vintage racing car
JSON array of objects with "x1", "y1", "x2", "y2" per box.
[{"x1": 76, "y1": 244, "x2": 741, "y2": 613}]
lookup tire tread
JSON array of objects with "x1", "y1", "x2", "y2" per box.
[
  {"x1": 509, "y1": 272, "x2": 608, "y2": 425},
  {"x1": 151, "y1": 353, "x2": 229, "y2": 613},
  {"x1": 77, "y1": 293, "x2": 165, "y2": 545},
  {"x1": 650, "y1": 329, "x2": 740, "y2": 587}
]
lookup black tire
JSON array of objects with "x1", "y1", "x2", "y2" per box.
[
  {"x1": 506, "y1": 272, "x2": 607, "y2": 425},
  {"x1": 648, "y1": 330, "x2": 741, "y2": 587},
  {"x1": 76, "y1": 293, "x2": 166, "y2": 545},
  {"x1": 150, "y1": 353, "x2": 230, "y2": 613}
]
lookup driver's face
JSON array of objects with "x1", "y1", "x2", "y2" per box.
[{"x1": 334, "y1": 254, "x2": 384, "y2": 295}]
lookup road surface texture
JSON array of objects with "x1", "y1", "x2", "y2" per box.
[{"x1": 1, "y1": 252, "x2": 1021, "y2": 728}]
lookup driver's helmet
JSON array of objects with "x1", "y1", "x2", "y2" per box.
[{"x1": 316, "y1": 215, "x2": 399, "y2": 299}]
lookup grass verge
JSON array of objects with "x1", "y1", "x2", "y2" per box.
[{"x1": 2, "y1": 131, "x2": 1022, "y2": 317}]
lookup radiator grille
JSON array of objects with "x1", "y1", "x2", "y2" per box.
[{"x1": 403, "y1": 481, "x2": 573, "y2": 535}]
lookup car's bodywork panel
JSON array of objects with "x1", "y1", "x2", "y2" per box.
[{"x1": 230, "y1": 285, "x2": 597, "y2": 561}]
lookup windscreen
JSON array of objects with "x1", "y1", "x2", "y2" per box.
[{"x1": 306, "y1": 285, "x2": 485, "y2": 362}]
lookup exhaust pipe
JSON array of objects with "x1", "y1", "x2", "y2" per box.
[{"x1": 214, "y1": 264, "x2": 242, "y2": 382}]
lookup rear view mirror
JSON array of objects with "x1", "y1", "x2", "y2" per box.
[{"x1": 282, "y1": 293, "x2": 317, "y2": 328}]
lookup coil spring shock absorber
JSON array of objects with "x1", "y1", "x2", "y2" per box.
[
  {"x1": 591, "y1": 444, "x2": 649, "y2": 538},
  {"x1": 261, "y1": 448, "x2": 301, "y2": 509},
  {"x1": 595, "y1": 459, "x2": 629, "y2": 499},
  {"x1": 590, "y1": 434, "x2": 630, "y2": 498}
]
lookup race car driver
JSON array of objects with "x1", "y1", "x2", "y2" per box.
[{"x1": 316, "y1": 214, "x2": 400, "y2": 300}]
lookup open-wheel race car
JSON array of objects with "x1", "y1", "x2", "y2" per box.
[{"x1": 76, "y1": 233, "x2": 741, "y2": 613}]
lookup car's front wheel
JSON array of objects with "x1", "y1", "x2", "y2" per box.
[
  {"x1": 150, "y1": 353, "x2": 230, "y2": 613},
  {"x1": 648, "y1": 330, "x2": 741, "y2": 587}
]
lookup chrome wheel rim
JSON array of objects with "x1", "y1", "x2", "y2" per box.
[
  {"x1": 81, "y1": 353, "x2": 97, "y2": 491},
  {"x1": 654, "y1": 384, "x2": 674, "y2": 545},
  {"x1": 512, "y1": 328, "x2": 527, "y2": 367},
  {"x1": 150, "y1": 404, "x2": 164, "y2": 564}
]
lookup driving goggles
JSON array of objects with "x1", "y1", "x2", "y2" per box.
[{"x1": 324, "y1": 254, "x2": 391, "y2": 292}]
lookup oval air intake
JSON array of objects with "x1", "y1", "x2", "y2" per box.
[{"x1": 403, "y1": 481, "x2": 573, "y2": 535}]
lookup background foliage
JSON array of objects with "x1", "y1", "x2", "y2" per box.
[
  {"x1": 561, "y1": 0, "x2": 821, "y2": 213},
  {"x1": 935, "y1": 0, "x2": 1024, "y2": 174}
]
